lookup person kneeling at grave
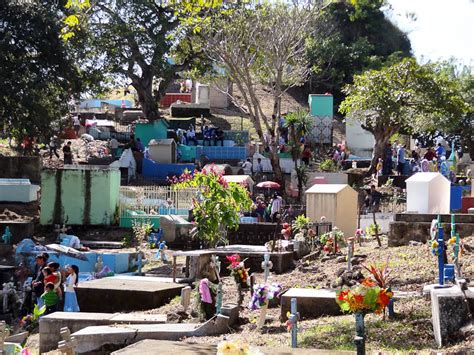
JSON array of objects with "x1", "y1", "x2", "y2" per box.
[{"x1": 41, "y1": 282, "x2": 59, "y2": 315}]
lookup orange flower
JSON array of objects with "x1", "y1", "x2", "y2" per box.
[
  {"x1": 361, "y1": 278, "x2": 376, "y2": 287},
  {"x1": 377, "y1": 289, "x2": 391, "y2": 306}
]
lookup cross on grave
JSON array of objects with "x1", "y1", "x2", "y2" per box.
[
  {"x1": 211, "y1": 255, "x2": 223, "y2": 315},
  {"x1": 261, "y1": 253, "x2": 273, "y2": 282},
  {"x1": 347, "y1": 238, "x2": 355, "y2": 272},
  {"x1": 287, "y1": 298, "x2": 299, "y2": 348},
  {"x1": 2, "y1": 283, "x2": 11, "y2": 314},
  {"x1": 1, "y1": 227, "x2": 11, "y2": 245},
  {"x1": 58, "y1": 327, "x2": 77, "y2": 355}
]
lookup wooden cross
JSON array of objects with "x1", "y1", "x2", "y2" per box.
[
  {"x1": 58, "y1": 327, "x2": 77, "y2": 355},
  {"x1": 347, "y1": 238, "x2": 354, "y2": 272},
  {"x1": 2, "y1": 283, "x2": 11, "y2": 314},
  {"x1": 288, "y1": 298, "x2": 299, "y2": 348}
]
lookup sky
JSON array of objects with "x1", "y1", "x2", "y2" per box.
[{"x1": 384, "y1": 0, "x2": 474, "y2": 66}]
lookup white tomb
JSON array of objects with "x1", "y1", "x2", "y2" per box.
[
  {"x1": 345, "y1": 118, "x2": 375, "y2": 158},
  {"x1": 196, "y1": 84, "x2": 210, "y2": 105},
  {"x1": 406, "y1": 172, "x2": 450, "y2": 214},
  {"x1": 305, "y1": 184, "x2": 357, "y2": 237},
  {"x1": 0, "y1": 179, "x2": 39, "y2": 203}
]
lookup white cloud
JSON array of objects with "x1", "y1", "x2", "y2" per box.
[{"x1": 385, "y1": 0, "x2": 474, "y2": 65}]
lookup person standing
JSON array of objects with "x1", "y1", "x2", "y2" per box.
[
  {"x1": 382, "y1": 143, "x2": 393, "y2": 175},
  {"x1": 270, "y1": 193, "x2": 283, "y2": 222},
  {"x1": 301, "y1": 145, "x2": 312, "y2": 166},
  {"x1": 396, "y1": 144, "x2": 406, "y2": 175},
  {"x1": 64, "y1": 265, "x2": 80, "y2": 312},
  {"x1": 49, "y1": 136, "x2": 59, "y2": 159},
  {"x1": 41, "y1": 283, "x2": 59, "y2": 315},
  {"x1": 73, "y1": 115, "x2": 81, "y2": 137},
  {"x1": 32, "y1": 253, "x2": 49, "y2": 308},
  {"x1": 63, "y1": 141, "x2": 73, "y2": 165},
  {"x1": 109, "y1": 137, "x2": 119, "y2": 158},
  {"x1": 242, "y1": 158, "x2": 253, "y2": 175}
]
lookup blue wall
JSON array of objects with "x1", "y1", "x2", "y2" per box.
[
  {"x1": 142, "y1": 158, "x2": 195, "y2": 180},
  {"x1": 196, "y1": 146, "x2": 246, "y2": 160}
]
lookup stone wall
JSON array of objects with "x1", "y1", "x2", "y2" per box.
[{"x1": 0, "y1": 157, "x2": 41, "y2": 183}]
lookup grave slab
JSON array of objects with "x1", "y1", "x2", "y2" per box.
[
  {"x1": 431, "y1": 286, "x2": 471, "y2": 347},
  {"x1": 39, "y1": 311, "x2": 166, "y2": 353},
  {"x1": 111, "y1": 339, "x2": 354, "y2": 354},
  {"x1": 72, "y1": 314, "x2": 230, "y2": 353},
  {"x1": 280, "y1": 288, "x2": 342, "y2": 321},
  {"x1": 76, "y1": 276, "x2": 184, "y2": 312}
]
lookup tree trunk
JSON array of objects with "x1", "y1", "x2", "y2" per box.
[
  {"x1": 133, "y1": 78, "x2": 160, "y2": 121},
  {"x1": 369, "y1": 127, "x2": 396, "y2": 176}
]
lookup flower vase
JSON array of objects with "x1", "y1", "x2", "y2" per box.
[
  {"x1": 257, "y1": 303, "x2": 268, "y2": 329},
  {"x1": 354, "y1": 313, "x2": 365, "y2": 355}
]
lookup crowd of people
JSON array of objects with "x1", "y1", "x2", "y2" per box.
[
  {"x1": 245, "y1": 192, "x2": 284, "y2": 223},
  {"x1": 377, "y1": 141, "x2": 456, "y2": 179},
  {"x1": 32, "y1": 253, "x2": 80, "y2": 315}
]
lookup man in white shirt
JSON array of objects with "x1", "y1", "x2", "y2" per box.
[
  {"x1": 109, "y1": 138, "x2": 119, "y2": 157},
  {"x1": 271, "y1": 193, "x2": 283, "y2": 222},
  {"x1": 242, "y1": 159, "x2": 253, "y2": 175}
]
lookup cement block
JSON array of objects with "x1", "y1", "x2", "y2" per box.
[
  {"x1": 112, "y1": 339, "x2": 355, "y2": 354},
  {"x1": 76, "y1": 277, "x2": 184, "y2": 312},
  {"x1": 431, "y1": 286, "x2": 470, "y2": 347},
  {"x1": 73, "y1": 314, "x2": 230, "y2": 353},
  {"x1": 280, "y1": 288, "x2": 342, "y2": 321},
  {"x1": 39, "y1": 311, "x2": 166, "y2": 353}
]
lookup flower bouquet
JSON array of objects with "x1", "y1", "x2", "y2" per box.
[
  {"x1": 217, "y1": 339, "x2": 264, "y2": 355},
  {"x1": 226, "y1": 254, "x2": 249, "y2": 289},
  {"x1": 320, "y1": 227, "x2": 346, "y2": 254},
  {"x1": 336, "y1": 278, "x2": 393, "y2": 315},
  {"x1": 20, "y1": 303, "x2": 46, "y2": 332},
  {"x1": 249, "y1": 283, "x2": 282, "y2": 329}
]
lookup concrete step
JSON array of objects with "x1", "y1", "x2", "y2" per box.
[
  {"x1": 39, "y1": 312, "x2": 166, "y2": 353},
  {"x1": 72, "y1": 314, "x2": 230, "y2": 353}
]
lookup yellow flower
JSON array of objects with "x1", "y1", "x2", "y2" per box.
[
  {"x1": 432, "y1": 240, "x2": 439, "y2": 248},
  {"x1": 217, "y1": 340, "x2": 238, "y2": 354},
  {"x1": 448, "y1": 237, "x2": 456, "y2": 245}
]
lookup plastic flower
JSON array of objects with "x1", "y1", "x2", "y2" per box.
[
  {"x1": 217, "y1": 340, "x2": 238, "y2": 354},
  {"x1": 448, "y1": 237, "x2": 456, "y2": 245}
]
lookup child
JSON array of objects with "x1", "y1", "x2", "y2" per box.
[
  {"x1": 64, "y1": 265, "x2": 80, "y2": 312},
  {"x1": 42, "y1": 267, "x2": 57, "y2": 286},
  {"x1": 47, "y1": 262, "x2": 63, "y2": 301},
  {"x1": 41, "y1": 283, "x2": 59, "y2": 315}
]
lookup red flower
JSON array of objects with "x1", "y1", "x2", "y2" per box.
[{"x1": 361, "y1": 278, "x2": 376, "y2": 287}]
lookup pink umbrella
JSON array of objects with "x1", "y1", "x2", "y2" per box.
[{"x1": 256, "y1": 181, "x2": 281, "y2": 189}]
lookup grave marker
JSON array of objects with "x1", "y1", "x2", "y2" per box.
[
  {"x1": 181, "y1": 286, "x2": 191, "y2": 312},
  {"x1": 287, "y1": 298, "x2": 299, "y2": 348},
  {"x1": 261, "y1": 253, "x2": 273, "y2": 282},
  {"x1": 57, "y1": 327, "x2": 77, "y2": 355},
  {"x1": 0, "y1": 321, "x2": 7, "y2": 352}
]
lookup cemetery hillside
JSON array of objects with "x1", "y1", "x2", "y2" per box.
[{"x1": 0, "y1": 0, "x2": 473, "y2": 354}]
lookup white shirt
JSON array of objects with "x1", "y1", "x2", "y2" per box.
[
  {"x1": 65, "y1": 273, "x2": 77, "y2": 293},
  {"x1": 242, "y1": 161, "x2": 252, "y2": 175},
  {"x1": 73, "y1": 116, "x2": 80, "y2": 126},
  {"x1": 271, "y1": 196, "x2": 282, "y2": 215}
]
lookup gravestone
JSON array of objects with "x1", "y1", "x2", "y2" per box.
[
  {"x1": 281, "y1": 288, "x2": 342, "y2": 321},
  {"x1": 180, "y1": 286, "x2": 191, "y2": 312},
  {"x1": 431, "y1": 286, "x2": 471, "y2": 347}
]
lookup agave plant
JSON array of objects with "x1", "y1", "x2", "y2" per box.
[{"x1": 362, "y1": 259, "x2": 392, "y2": 289}]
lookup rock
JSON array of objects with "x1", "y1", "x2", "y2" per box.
[
  {"x1": 353, "y1": 254, "x2": 367, "y2": 259},
  {"x1": 350, "y1": 257, "x2": 364, "y2": 265},
  {"x1": 321, "y1": 255, "x2": 334, "y2": 262},
  {"x1": 409, "y1": 241, "x2": 423, "y2": 246},
  {"x1": 336, "y1": 267, "x2": 346, "y2": 277},
  {"x1": 336, "y1": 256, "x2": 346, "y2": 263}
]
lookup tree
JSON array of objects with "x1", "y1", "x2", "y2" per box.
[
  {"x1": 340, "y1": 58, "x2": 468, "y2": 173},
  {"x1": 201, "y1": 1, "x2": 319, "y2": 187},
  {"x1": 73, "y1": 0, "x2": 221, "y2": 120},
  {"x1": 0, "y1": 1, "x2": 85, "y2": 145},
  {"x1": 284, "y1": 109, "x2": 312, "y2": 202},
  {"x1": 306, "y1": 0, "x2": 412, "y2": 106},
  {"x1": 173, "y1": 168, "x2": 252, "y2": 248}
]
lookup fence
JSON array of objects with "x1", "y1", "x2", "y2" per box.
[{"x1": 118, "y1": 186, "x2": 197, "y2": 227}]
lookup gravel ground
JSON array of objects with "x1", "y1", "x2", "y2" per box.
[{"x1": 142, "y1": 236, "x2": 474, "y2": 353}]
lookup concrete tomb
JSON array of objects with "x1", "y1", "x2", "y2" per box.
[
  {"x1": 0, "y1": 179, "x2": 39, "y2": 203},
  {"x1": 72, "y1": 314, "x2": 230, "y2": 353},
  {"x1": 306, "y1": 184, "x2": 358, "y2": 237},
  {"x1": 112, "y1": 339, "x2": 354, "y2": 355},
  {"x1": 280, "y1": 288, "x2": 342, "y2": 321},
  {"x1": 406, "y1": 173, "x2": 450, "y2": 214},
  {"x1": 76, "y1": 276, "x2": 184, "y2": 312},
  {"x1": 39, "y1": 312, "x2": 166, "y2": 353}
]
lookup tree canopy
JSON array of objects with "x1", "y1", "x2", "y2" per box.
[
  {"x1": 0, "y1": 1, "x2": 86, "y2": 143},
  {"x1": 306, "y1": 0, "x2": 412, "y2": 106},
  {"x1": 340, "y1": 58, "x2": 469, "y2": 171}
]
